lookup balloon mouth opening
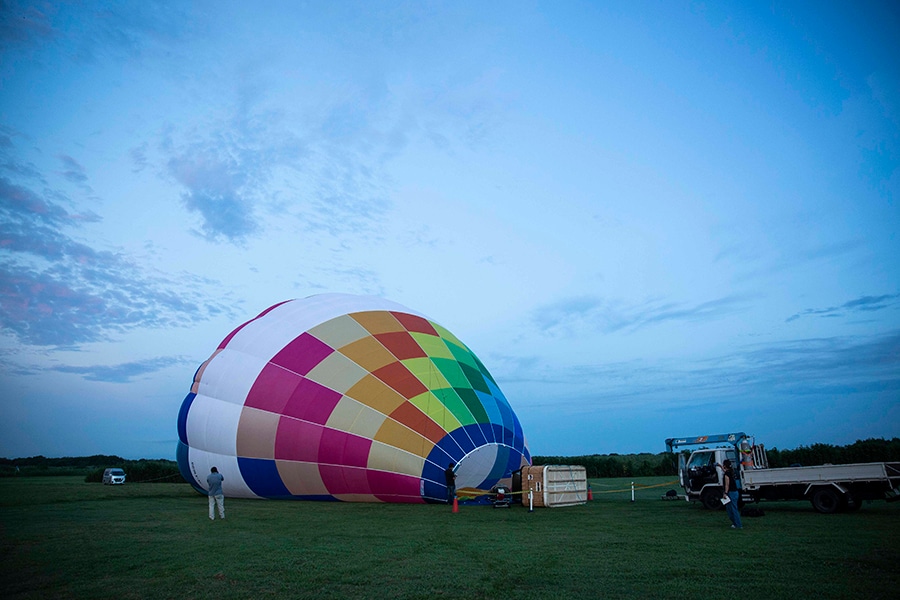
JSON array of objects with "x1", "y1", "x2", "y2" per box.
[{"x1": 453, "y1": 442, "x2": 517, "y2": 490}]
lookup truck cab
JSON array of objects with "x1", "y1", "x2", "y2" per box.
[{"x1": 679, "y1": 447, "x2": 739, "y2": 509}]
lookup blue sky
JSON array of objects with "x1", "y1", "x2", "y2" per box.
[{"x1": 1, "y1": 1, "x2": 898, "y2": 460}]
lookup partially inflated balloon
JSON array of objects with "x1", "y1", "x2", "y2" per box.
[{"x1": 176, "y1": 294, "x2": 531, "y2": 502}]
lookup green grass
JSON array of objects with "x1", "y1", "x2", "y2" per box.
[{"x1": 1, "y1": 476, "x2": 898, "y2": 599}]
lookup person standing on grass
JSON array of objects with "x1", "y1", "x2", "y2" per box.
[
  {"x1": 207, "y1": 467, "x2": 225, "y2": 520},
  {"x1": 445, "y1": 462, "x2": 457, "y2": 503},
  {"x1": 722, "y1": 460, "x2": 742, "y2": 529}
]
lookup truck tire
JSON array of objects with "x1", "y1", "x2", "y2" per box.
[
  {"x1": 701, "y1": 488, "x2": 723, "y2": 510},
  {"x1": 811, "y1": 487, "x2": 841, "y2": 514}
]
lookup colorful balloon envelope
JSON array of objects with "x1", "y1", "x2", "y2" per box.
[{"x1": 176, "y1": 294, "x2": 531, "y2": 502}]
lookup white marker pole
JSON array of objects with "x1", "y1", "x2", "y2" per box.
[
  {"x1": 529, "y1": 489, "x2": 533, "y2": 512},
  {"x1": 631, "y1": 481, "x2": 635, "y2": 502}
]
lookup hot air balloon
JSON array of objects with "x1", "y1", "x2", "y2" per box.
[{"x1": 176, "y1": 294, "x2": 531, "y2": 503}]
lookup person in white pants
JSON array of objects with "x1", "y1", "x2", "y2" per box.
[{"x1": 207, "y1": 467, "x2": 225, "y2": 520}]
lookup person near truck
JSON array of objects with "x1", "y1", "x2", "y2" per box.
[
  {"x1": 207, "y1": 467, "x2": 225, "y2": 520},
  {"x1": 722, "y1": 459, "x2": 742, "y2": 529}
]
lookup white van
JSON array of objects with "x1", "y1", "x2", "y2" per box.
[{"x1": 102, "y1": 468, "x2": 126, "y2": 485}]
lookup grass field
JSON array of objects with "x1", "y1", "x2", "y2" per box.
[{"x1": 1, "y1": 476, "x2": 897, "y2": 599}]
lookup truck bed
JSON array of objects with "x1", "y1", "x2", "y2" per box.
[{"x1": 742, "y1": 462, "x2": 900, "y2": 488}]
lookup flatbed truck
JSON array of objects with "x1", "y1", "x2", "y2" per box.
[{"x1": 665, "y1": 432, "x2": 900, "y2": 514}]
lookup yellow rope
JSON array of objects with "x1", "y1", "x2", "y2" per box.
[
  {"x1": 454, "y1": 479, "x2": 680, "y2": 499},
  {"x1": 456, "y1": 487, "x2": 524, "y2": 498},
  {"x1": 591, "y1": 479, "x2": 679, "y2": 494}
]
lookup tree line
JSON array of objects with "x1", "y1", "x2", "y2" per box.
[
  {"x1": 3, "y1": 438, "x2": 898, "y2": 481},
  {"x1": 533, "y1": 452, "x2": 674, "y2": 478},
  {"x1": 0, "y1": 455, "x2": 186, "y2": 483},
  {"x1": 532, "y1": 437, "x2": 900, "y2": 478},
  {"x1": 764, "y1": 437, "x2": 900, "y2": 468},
  {"x1": 83, "y1": 459, "x2": 185, "y2": 483}
]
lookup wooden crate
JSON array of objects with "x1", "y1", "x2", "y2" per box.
[{"x1": 520, "y1": 465, "x2": 587, "y2": 508}]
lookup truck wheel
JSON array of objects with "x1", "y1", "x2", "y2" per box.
[
  {"x1": 701, "y1": 488, "x2": 723, "y2": 510},
  {"x1": 811, "y1": 488, "x2": 841, "y2": 514}
]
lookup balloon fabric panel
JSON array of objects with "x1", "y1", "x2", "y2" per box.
[
  {"x1": 339, "y1": 336, "x2": 397, "y2": 372},
  {"x1": 271, "y1": 333, "x2": 333, "y2": 376},
  {"x1": 236, "y1": 407, "x2": 278, "y2": 459},
  {"x1": 372, "y1": 362, "x2": 428, "y2": 399},
  {"x1": 282, "y1": 378, "x2": 342, "y2": 425}
]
